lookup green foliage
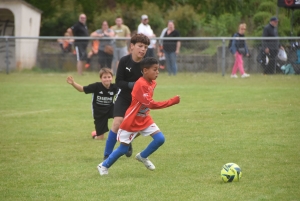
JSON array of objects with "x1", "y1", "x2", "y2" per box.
[
  {"x1": 257, "y1": 1, "x2": 277, "y2": 13},
  {"x1": 277, "y1": 15, "x2": 290, "y2": 37},
  {"x1": 202, "y1": 13, "x2": 242, "y2": 37},
  {"x1": 253, "y1": 11, "x2": 271, "y2": 29},
  {"x1": 292, "y1": 10, "x2": 300, "y2": 36},
  {"x1": 92, "y1": 10, "x2": 117, "y2": 30},
  {"x1": 164, "y1": 5, "x2": 201, "y2": 36},
  {"x1": 25, "y1": 0, "x2": 298, "y2": 37},
  {"x1": 40, "y1": 0, "x2": 83, "y2": 36}
]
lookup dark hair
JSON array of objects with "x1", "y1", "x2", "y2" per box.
[
  {"x1": 140, "y1": 57, "x2": 159, "y2": 71},
  {"x1": 131, "y1": 33, "x2": 150, "y2": 45}
]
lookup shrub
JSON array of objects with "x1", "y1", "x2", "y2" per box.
[
  {"x1": 164, "y1": 5, "x2": 201, "y2": 37},
  {"x1": 257, "y1": 2, "x2": 277, "y2": 13},
  {"x1": 202, "y1": 13, "x2": 241, "y2": 37},
  {"x1": 253, "y1": 11, "x2": 271, "y2": 28}
]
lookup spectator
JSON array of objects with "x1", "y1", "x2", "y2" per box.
[
  {"x1": 162, "y1": 20, "x2": 181, "y2": 75},
  {"x1": 67, "y1": 13, "x2": 89, "y2": 75},
  {"x1": 91, "y1": 21, "x2": 115, "y2": 69},
  {"x1": 229, "y1": 23, "x2": 250, "y2": 78},
  {"x1": 137, "y1": 14, "x2": 156, "y2": 57},
  {"x1": 57, "y1": 32, "x2": 74, "y2": 53},
  {"x1": 262, "y1": 16, "x2": 284, "y2": 74},
  {"x1": 110, "y1": 16, "x2": 131, "y2": 74}
]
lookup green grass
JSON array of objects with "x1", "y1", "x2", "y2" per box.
[{"x1": 0, "y1": 71, "x2": 300, "y2": 201}]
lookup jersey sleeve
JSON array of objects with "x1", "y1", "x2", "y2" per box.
[
  {"x1": 134, "y1": 82, "x2": 179, "y2": 109},
  {"x1": 83, "y1": 83, "x2": 98, "y2": 94}
]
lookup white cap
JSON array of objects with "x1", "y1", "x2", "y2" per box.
[{"x1": 141, "y1": 14, "x2": 148, "y2": 20}]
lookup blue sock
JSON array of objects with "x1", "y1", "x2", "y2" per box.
[
  {"x1": 104, "y1": 130, "x2": 117, "y2": 158},
  {"x1": 140, "y1": 132, "x2": 165, "y2": 158},
  {"x1": 102, "y1": 143, "x2": 129, "y2": 168}
]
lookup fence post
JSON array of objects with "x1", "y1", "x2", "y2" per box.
[
  {"x1": 5, "y1": 37, "x2": 10, "y2": 74},
  {"x1": 221, "y1": 39, "x2": 226, "y2": 76}
]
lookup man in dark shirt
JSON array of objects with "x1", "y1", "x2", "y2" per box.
[
  {"x1": 67, "y1": 14, "x2": 89, "y2": 75},
  {"x1": 262, "y1": 16, "x2": 284, "y2": 74}
]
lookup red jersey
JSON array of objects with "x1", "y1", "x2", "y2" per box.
[{"x1": 119, "y1": 77, "x2": 180, "y2": 132}]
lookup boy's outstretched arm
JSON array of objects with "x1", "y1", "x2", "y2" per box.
[
  {"x1": 136, "y1": 85, "x2": 180, "y2": 109},
  {"x1": 66, "y1": 76, "x2": 84, "y2": 92},
  {"x1": 145, "y1": 95, "x2": 180, "y2": 109}
]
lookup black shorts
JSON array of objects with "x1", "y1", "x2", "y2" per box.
[
  {"x1": 94, "y1": 108, "x2": 113, "y2": 136},
  {"x1": 113, "y1": 95, "x2": 131, "y2": 118},
  {"x1": 75, "y1": 42, "x2": 88, "y2": 61}
]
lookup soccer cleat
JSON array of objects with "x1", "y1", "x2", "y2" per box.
[
  {"x1": 135, "y1": 153, "x2": 155, "y2": 170},
  {"x1": 97, "y1": 163, "x2": 108, "y2": 175},
  {"x1": 231, "y1": 74, "x2": 238, "y2": 78},
  {"x1": 241, "y1": 73, "x2": 250, "y2": 78},
  {"x1": 125, "y1": 143, "x2": 133, "y2": 157}
]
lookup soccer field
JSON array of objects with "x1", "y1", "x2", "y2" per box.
[{"x1": 0, "y1": 72, "x2": 299, "y2": 201}]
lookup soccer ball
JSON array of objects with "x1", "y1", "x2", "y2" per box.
[{"x1": 221, "y1": 163, "x2": 242, "y2": 182}]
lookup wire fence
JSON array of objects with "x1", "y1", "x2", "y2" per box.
[{"x1": 0, "y1": 36, "x2": 299, "y2": 75}]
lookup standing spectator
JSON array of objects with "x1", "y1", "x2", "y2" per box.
[
  {"x1": 162, "y1": 20, "x2": 181, "y2": 75},
  {"x1": 229, "y1": 23, "x2": 250, "y2": 78},
  {"x1": 91, "y1": 21, "x2": 115, "y2": 69},
  {"x1": 111, "y1": 16, "x2": 131, "y2": 74},
  {"x1": 67, "y1": 13, "x2": 89, "y2": 75},
  {"x1": 137, "y1": 14, "x2": 156, "y2": 57},
  {"x1": 262, "y1": 16, "x2": 284, "y2": 74}
]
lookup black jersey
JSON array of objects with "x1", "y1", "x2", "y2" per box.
[
  {"x1": 115, "y1": 54, "x2": 143, "y2": 101},
  {"x1": 83, "y1": 83, "x2": 118, "y2": 119},
  {"x1": 71, "y1": 21, "x2": 89, "y2": 45}
]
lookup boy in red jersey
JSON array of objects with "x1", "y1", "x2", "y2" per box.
[{"x1": 97, "y1": 57, "x2": 180, "y2": 175}]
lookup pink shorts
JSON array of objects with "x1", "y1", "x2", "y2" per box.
[{"x1": 117, "y1": 123, "x2": 160, "y2": 144}]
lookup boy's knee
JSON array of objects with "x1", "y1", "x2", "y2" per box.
[
  {"x1": 111, "y1": 117, "x2": 123, "y2": 132},
  {"x1": 153, "y1": 132, "x2": 165, "y2": 145},
  {"x1": 119, "y1": 143, "x2": 130, "y2": 154}
]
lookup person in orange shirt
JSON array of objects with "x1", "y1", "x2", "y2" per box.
[{"x1": 97, "y1": 57, "x2": 180, "y2": 175}]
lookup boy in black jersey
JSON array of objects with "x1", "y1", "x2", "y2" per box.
[
  {"x1": 103, "y1": 33, "x2": 150, "y2": 159},
  {"x1": 66, "y1": 68, "x2": 118, "y2": 140}
]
